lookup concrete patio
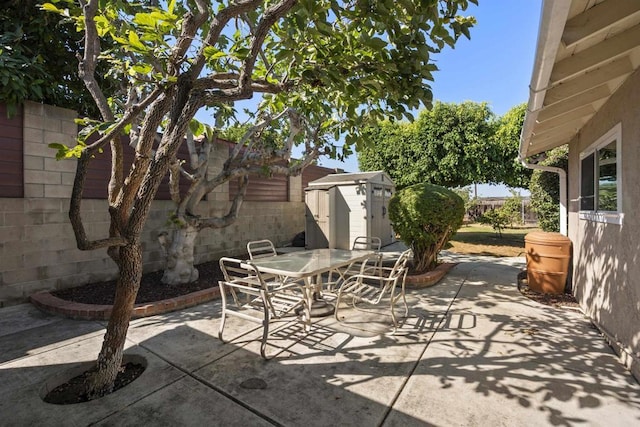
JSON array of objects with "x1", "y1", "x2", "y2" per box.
[{"x1": 1, "y1": 253, "x2": 639, "y2": 426}]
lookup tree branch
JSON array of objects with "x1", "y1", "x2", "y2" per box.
[
  {"x1": 188, "y1": 0, "x2": 265, "y2": 80},
  {"x1": 237, "y1": 0, "x2": 297, "y2": 93},
  {"x1": 79, "y1": 0, "x2": 113, "y2": 122},
  {"x1": 167, "y1": 0, "x2": 209, "y2": 75},
  {"x1": 197, "y1": 175, "x2": 249, "y2": 229},
  {"x1": 69, "y1": 152, "x2": 128, "y2": 251}
]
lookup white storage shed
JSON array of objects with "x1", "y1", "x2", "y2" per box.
[{"x1": 305, "y1": 171, "x2": 396, "y2": 249}]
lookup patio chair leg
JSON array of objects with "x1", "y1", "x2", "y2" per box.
[
  {"x1": 218, "y1": 289, "x2": 228, "y2": 343},
  {"x1": 260, "y1": 292, "x2": 270, "y2": 360},
  {"x1": 390, "y1": 300, "x2": 398, "y2": 333},
  {"x1": 401, "y1": 292, "x2": 408, "y2": 318},
  {"x1": 218, "y1": 311, "x2": 227, "y2": 342},
  {"x1": 334, "y1": 288, "x2": 345, "y2": 321}
]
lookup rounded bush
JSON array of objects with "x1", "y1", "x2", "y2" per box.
[{"x1": 389, "y1": 182, "x2": 464, "y2": 273}]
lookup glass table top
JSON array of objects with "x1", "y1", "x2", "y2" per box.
[{"x1": 245, "y1": 248, "x2": 375, "y2": 278}]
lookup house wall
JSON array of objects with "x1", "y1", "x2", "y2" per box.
[
  {"x1": 567, "y1": 68, "x2": 640, "y2": 380},
  {"x1": 0, "y1": 102, "x2": 324, "y2": 307}
]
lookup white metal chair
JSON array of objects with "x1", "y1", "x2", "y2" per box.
[
  {"x1": 352, "y1": 236, "x2": 382, "y2": 251},
  {"x1": 324, "y1": 236, "x2": 383, "y2": 292},
  {"x1": 247, "y1": 239, "x2": 278, "y2": 260},
  {"x1": 334, "y1": 248, "x2": 412, "y2": 332},
  {"x1": 218, "y1": 257, "x2": 307, "y2": 359},
  {"x1": 345, "y1": 236, "x2": 382, "y2": 276},
  {"x1": 247, "y1": 239, "x2": 293, "y2": 284}
]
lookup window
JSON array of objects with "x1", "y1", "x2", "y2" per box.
[{"x1": 579, "y1": 124, "x2": 623, "y2": 224}]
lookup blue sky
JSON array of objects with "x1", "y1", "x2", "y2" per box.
[{"x1": 315, "y1": 0, "x2": 544, "y2": 197}]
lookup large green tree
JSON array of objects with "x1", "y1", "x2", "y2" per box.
[
  {"x1": 0, "y1": 0, "x2": 114, "y2": 117},
  {"x1": 358, "y1": 102, "x2": 531, "y2": 189},
  {"x1": 492, "y1": 103, "x2": 532, "y2": 188},
  {"x1": 43, "y1": 0, "x2": 477, "y2": 397}
]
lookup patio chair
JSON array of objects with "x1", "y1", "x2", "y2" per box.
[
  {"x1": 247, "y1": 239, "x2": 278, "y2": 260},
  {"x1": 346, "y1": 236, "x2": 382, "y2": 276},
  {"x1": 334, "y1": 248, "x2": 412, "y2": 332},
  {"x1": 247, "y1": 239, "x2": 291, "y2": 284},
  {"x1": 218, "y1": 257, "x2": 307, "y2": 359},
  {"x1": 324, "y1": 236, "x2": 383, "y2": 292}
]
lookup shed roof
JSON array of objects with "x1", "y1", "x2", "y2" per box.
[
  {"x1": 519, "y1": 0, "x2": 640, "y2": 159},
  {"x1": 305, "y1": 171, "x2": 393, "y2": 190}
]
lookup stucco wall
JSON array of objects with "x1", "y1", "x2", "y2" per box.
[
  {"x1": 0, "y1": 102, "x2": 305, "y2": 306},
  {"x1": 567, "y1": 68, "x2": 640, "y2": 379}
]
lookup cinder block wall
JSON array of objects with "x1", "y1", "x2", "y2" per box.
[{"x1": 0, "y1": 102, "x2": 305, "y2": 306}]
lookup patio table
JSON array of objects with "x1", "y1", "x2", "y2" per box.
[{"x1": 243, "y1": 248, "x2": 374, "y2": 328}]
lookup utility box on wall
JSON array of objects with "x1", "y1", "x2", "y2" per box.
[{"x1": 305, "y1": 171, "x2": 395, "y2": 249}]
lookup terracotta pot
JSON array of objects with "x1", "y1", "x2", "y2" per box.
[{"x1": 524, "y1": 231, "x2": 571, "y2": 295}]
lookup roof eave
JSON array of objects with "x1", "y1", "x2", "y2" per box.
[{"x1": 519, "y1": 0, "x2": 573, "y2": 160}]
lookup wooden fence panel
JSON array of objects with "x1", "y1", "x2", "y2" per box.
[
  {"x1": 0, "y1": 104, "x2": 23, "y2": 198},
  {"x1": 84, "y1": 134, "x2": 192, "y2": 200}
]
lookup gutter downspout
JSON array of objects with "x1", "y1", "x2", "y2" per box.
[{"x1": 518, "y1": 0, "x2": 572, "y2": 236}]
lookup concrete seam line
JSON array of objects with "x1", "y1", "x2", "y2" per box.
[
  {"x1": 135, "y1": 340, "x2": 282, "y2": 426},
  {"x1": 378, "y1": 265, "x2": 472, "y2": 426}
]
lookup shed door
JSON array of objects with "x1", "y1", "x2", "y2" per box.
[
  {"x1": 371, "y1": 185, "x2": 385, "y2": 243},
  {"x1": 371, "y1": 185, "x2": 395, "y2": 246},
  {"x1": 305, "y1": 190, "x2": 330, "y2": 248},
  {"x1": 381, "y1": 186, "x2": 394, "y2": 245}
]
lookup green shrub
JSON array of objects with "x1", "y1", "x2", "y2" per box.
[
  {"x1": 389, "y1": 183, "x2": 465, "y2": 273},
  {"x1": 529, "y1": 146, "x2": 568, "y2": 232},
  {"x1": 478, "y1": 208, "x2": 509, "y2": 237}
]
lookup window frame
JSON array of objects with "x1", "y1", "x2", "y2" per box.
[{"x1": 578, "y1": 123, "x2": 623, "y2": 225}]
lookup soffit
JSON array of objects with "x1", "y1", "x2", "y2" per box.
[{"x1": 521, "y1": 0, "x2": 640, "y2": 158}]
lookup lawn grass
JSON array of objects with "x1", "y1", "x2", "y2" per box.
[{"x1": 445, "y1": 223, "x2": 540, "y2": 257}]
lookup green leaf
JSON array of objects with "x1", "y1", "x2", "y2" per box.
[
  {"x1": 189, "y1": 119, "x2": 205, "y2": 137},
  {"x1": 368, "y1": 37, "x2": 388, "y2": 49},
  {"x1": 40, "y1": 3, "x2": 61, "y2": 13},
  {"x1": 131, "y1": 63, "x2": 153, "y2": 74},
  {"x1": 134, "y1": 13, "x2": 157, "y2": 28},
  {"x1": 128, "y1": 31, "x2": 146, "y2": 51},
  {"x1": 167, "y1": 0, "x2": 176, "y2": 16}
]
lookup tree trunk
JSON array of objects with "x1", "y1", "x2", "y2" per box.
[
  {"x1": 160, "y1": 223, "x2": 200, "y2": 285},
  {"x1": 413, "y1": 244, "x2": 437, "y2": 273},
  {"x1": 86, "y1": 243, "x2": 143, "y2": 398}
]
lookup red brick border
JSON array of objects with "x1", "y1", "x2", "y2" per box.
[
  {"x1": 30, "y1": 286, "x2": 221, "y2": 321},
  {"x1": 405, "y1": 262, "x2": 457, "y2": 289}
]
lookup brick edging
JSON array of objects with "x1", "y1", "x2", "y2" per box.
[
  {"x1": 405, "y1": 262, "x2": 458, "y2": 289},
  {"x1": 30, "y1": 286, "x2": 221, "y2": 321}
]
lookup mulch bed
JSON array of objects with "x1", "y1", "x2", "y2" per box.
[
  {"x1": 517, "y1": 270, "x2": 580, "y2": 308},
  {"x1": 44, "y1": 362, "x2": 145, "y2": 405},
  {"x1": 52, "y1": 261, "x2": 224, "y2": 305}
]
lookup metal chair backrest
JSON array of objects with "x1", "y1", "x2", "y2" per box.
[
  {"x1": 247, "y1": 239, "x2": 278, "y2": 260},
  {"x1": 389, "y1": 249, "x2": 412, "y2": 279},
  {"x1": 333, "y1": 248, "x2": 413, "y2": 332},
  {"x1": 219, "y1": 257, "x2": 265, "y2": 286},
  {"x1": 352, "y1": 236, "x2": 382, "y2": 251}
]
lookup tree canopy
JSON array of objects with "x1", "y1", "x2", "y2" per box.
[
  {"x1": 0, "y1": 0, "x2": 115, "y2": 117},
  {"x1": 358, "y1": 102, "x2": 531, "y2": 189}
]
